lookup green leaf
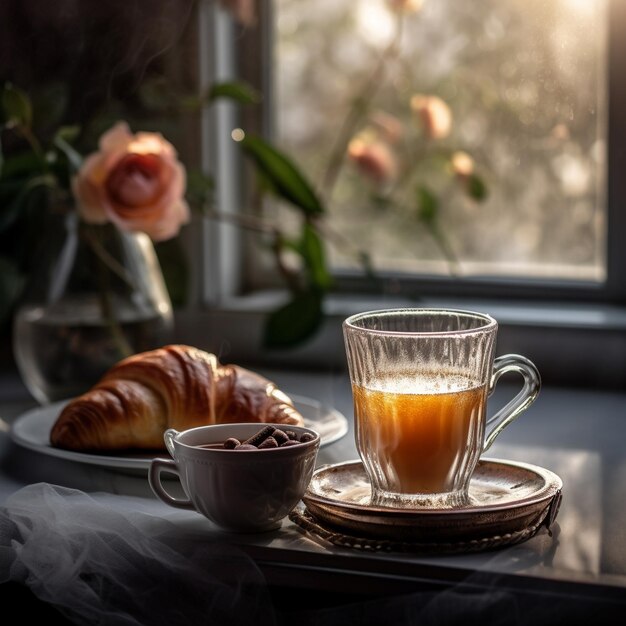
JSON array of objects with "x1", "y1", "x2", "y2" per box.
[
  {"x1": 467, "y1": 174, "x2": 488, "y2": 201},
  {"x1": 2, "y1": 83, "x2": 32, "y2": 127},
  {"x1": 300, "y1": 224, "x2": 333, "y2": 290},
  {"x1": 53, "y1": 133, "x2": 83, "y2": 173},
  {"x1": 0, "y1": 174, "x2": 57, "y2": 232},
  {"x1": 238, "y1": 133, "x2": 324, "y2": 216},
  {"x1": 185, "y1": 169, "x2": 214, "y2": 209},
  {"x1": 0, "y1": 151, "x2": 44, "y2": 179},
  {"x1": 179, "y1": 95, "x2": 204, "y2": 111},
  {"x1": 263, "y1": 289, "x2": 324, "y2": 348},
  {"x1": 55, "y1": 125, "x2": 80, "y2": 143},
  {"x1": 417, "y1": 185, "x2": 439, "y2": 223},
  {"x1": 155, "y1": 238, "x2": 189, "y2": 307},
  {"x1": 208, "y1": 81, "x2": 260, "y2": 105},
  {"x1": 358, "y1": 250, "x2": 377, "y2": 281}
]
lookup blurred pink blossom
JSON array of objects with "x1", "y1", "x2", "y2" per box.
[
  {"x1": 347, "y1": 137, "x2": 398, "y2": 184},
  {"x1": 551, "y1": 123, "x2": 570, "y2": 141},
  {"x1": 451, "y1": 151, "x2": 474, "y2": 178},
  {"x1": 387, "y1": 0, "x2": 425, "y2": 14},
  {"x1": 410, "y1": 94, "x2": 452, "y2": 140},
  {"x1": 369, "y1": 111, "x2": 405, "y2": 145}
]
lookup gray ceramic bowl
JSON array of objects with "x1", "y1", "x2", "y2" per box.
[{"x1": 149, "y1": 423, "x2": 320, "y2": 532}]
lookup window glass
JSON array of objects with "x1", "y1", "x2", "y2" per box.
[{"x1": 274, "y1": 0, "x2": 608, "y2": 282}]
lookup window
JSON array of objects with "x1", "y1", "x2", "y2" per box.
[
  {"x1": 205, "y1": 0, "x2": 626, "y2": 389},
  {"x1": 2, "y1": 1, "x2": 626, "y2": 388},
  {"x1": 263, "y1": 0, "x2": 618, "y2": 300}
]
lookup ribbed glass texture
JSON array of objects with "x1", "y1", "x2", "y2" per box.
[{"x1": 343, "y1": 309, "x2": 498, "y2": 508}]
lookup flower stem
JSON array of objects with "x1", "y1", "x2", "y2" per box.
[
  {"x1": 320, "y1": 14, "x2": 404, "y2": 201},
  {"x1": 16, "y1": 124, "x2": 47, "y2": 169},
  {"x1": 85, "y1": 225, "x2": 134, "y2": 359},
  {"x1": 311, "y1": 215, "x2": 375, "y2": 273},
  {"x1": 82, "y1": 228, "x2": 137, "y2": 289},
  {"x1": 96, "y1": 266, "x2": 134, "y2": 359},
  {"x1": 425, "y1": 219, "x2": 460, "y2": 276},
  {"x1": 203, "y1": 207, "x2": 278, "y2": 236},
  {"x1": 204, "y1": 207, "x2": 302, "y2": 291}
]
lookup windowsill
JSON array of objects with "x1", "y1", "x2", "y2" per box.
[{"x1": 174, "y1": 290, "x2": 626, "y2": 390}]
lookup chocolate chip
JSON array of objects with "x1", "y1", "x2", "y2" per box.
[
  {"x1": 279, "y1": 439, "x2": 300, "y2": 447},
  {"x1": 234, "y1": 444, "x2": 258, "y2": 451},
  {"x1": 272, "y1": 429, "x2": 289, "y2": 445},
  {"x1": 243, "y1": 425, "x2": 275, "y2": 447},
  {"x1": 258, "y1": 436, "x2": 278, "y2": 449},
  {"x1": 225, "y1": 425, "x2": 308, "y2": 451}
]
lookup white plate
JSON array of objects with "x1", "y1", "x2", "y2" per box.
[{"x1": 9, "y1": 394, "x2": 349, "y2": 471}]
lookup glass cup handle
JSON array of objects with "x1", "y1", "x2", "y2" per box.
[{"x1": 484, "y1": 354, "x2": 541, "y2": 452}]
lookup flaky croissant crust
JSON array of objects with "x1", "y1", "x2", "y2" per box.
[{"x1": 50, "y1": 345, "x2": 304, "y2": 451}]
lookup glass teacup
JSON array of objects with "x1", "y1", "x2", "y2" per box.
[{"x1": 343, "y1": 308, "x2": 540, "y2": 508}]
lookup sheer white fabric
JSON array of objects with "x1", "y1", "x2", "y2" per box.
[
  {"x1": 0, "y1": 483, "x2": 276, "y2": 625},
  {"x1": 0, "y1": 483, "x2": 582, "y2": 625}
]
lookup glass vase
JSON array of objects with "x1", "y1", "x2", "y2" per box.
[{"x1": 13, "y1": 211, "x2": 174, "y2": 403}]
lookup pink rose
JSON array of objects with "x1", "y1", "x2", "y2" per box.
[
  {"x1": 551, "y1": 123, "x2": 570, "y2": 141},
  {"x1": 73, "y1": 122, "x2": 189, "y2": 242},
  {"x1": 347, "y1": 137, "x2": 398, "y2": 184},
  {"x1": 387, "y1": 0, "x2": 424, "y2": 14},
  {"x1": 410, "y1": 94, "x2": 453, "y2": 140},
  {"x1": 450, "y1": 151, "x2": 474, "y2": 178}
]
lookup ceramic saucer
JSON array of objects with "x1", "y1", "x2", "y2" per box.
[{"x1": 301, "y1": 459, "x2": 562, "y2": 544}]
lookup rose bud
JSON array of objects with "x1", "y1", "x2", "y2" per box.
[
  {"x1": 551, "y1": 123, "x2": 570, "y2": 141},
  {"x1": 73, "y1": 121, "x2": 190, "y2": 241},
  {"x1": 347, "y1": 137, "x2": 398, "y2": 184},
  {"x1": 387, "y1": 0, "x2": 425, "y2": 14},
  {"x1": 450, "y1": 151, "x2": 475, "y2": 179},
  {"x1": 369, "y1": 111, "x2": 405, "y2": 145},
  {"x1": 410, "y1": 94, "x2": 453, "y2": 140}
]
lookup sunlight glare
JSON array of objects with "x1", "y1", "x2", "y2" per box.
[
  {"x1": 561, "y1": 0, "x2": 598, "y2": 17},
  {"x1": 355, "y1": 0, "x2": 396, "y2": 47}
]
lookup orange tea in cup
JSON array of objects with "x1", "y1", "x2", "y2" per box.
[
  {"x1": 353, "y1": 372, "x2": 487, "y2": 495},
  {"x1": 343, "y1": 309, "x2": 541, "y2": 508}
]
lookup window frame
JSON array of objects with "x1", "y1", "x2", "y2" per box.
[
  {"x1": 186, "y1": 1, "x2": 626, "y2": 390},
  {"x1": 213, "y1": 0, "x2": 626, "y2": 306}
]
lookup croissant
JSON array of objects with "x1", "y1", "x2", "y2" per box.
[{"x1": 50, "y1": 345, "x2": 304, "y2": 451}]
